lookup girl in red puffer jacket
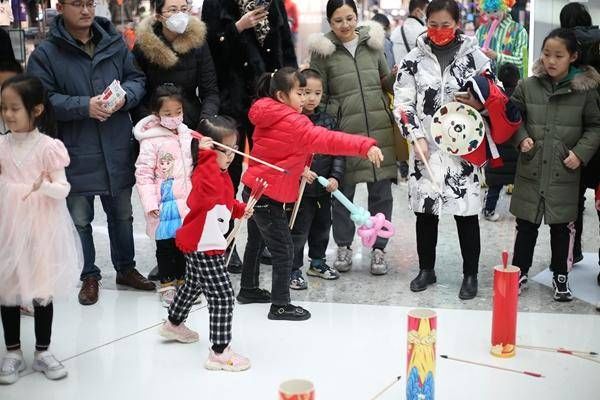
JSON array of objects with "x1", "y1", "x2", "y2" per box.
[{"x1": 238, "y1": 67, "x2": 384, "y2": 321}]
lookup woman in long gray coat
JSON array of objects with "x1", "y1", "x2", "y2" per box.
[{"x1": 309, "y1": 0, "x2": 396, "y2": 276}]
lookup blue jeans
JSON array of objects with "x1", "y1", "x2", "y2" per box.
[
  {"x1": 67, "y1": 189, "x2": 136, "y2": 280},
  {"x1": 484, "y1": 185, "x2": 502, "y2": 213}
]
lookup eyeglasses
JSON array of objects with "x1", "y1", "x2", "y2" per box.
[
  {"x1": 62, "y1": 1, "x2": 97, "y2": 9},
  {"x1": 215, "y1": 145, "x2": 239, "y2": 157},
  {"x1": 161, "y1": 6, "x2": 190, "y2": 15}
]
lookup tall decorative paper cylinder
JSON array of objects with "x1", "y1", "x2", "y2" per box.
[
  {"x1": 407, "y1": 309, "x2": 436, "y2": 400},
  {"x1": 491, "y1": 265, "x2": 520, "y2": 358}
]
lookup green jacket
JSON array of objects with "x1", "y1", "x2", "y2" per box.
[
  {"x1": 309, "y1": 21, "x2": 396, "y2": 185},
  {"x1": 510, "y1": 62, "x2": 600, "y2": 224}
]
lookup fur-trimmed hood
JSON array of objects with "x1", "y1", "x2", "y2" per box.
[
  {"x1": 532, "y1": 59, "x2": 600, "y2": 91},
  {"x1": 135, "y1": 15, "x2": 207, "y2": 69},
  {"x1": 307, "y1": 20, "x2": 385, "y2": 57}
]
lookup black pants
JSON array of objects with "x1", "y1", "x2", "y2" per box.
[
  {"x1": 512, "y1": 218, "x2": 575, "y2": 276},
  {"x1": 1, "y1": 302, "x2": 53, "y2": 351},
  {"x1": 291, "y1": 194, "x2": 331, "y2": 271},
  {"x1": 415, "y1": 212, "x2": 480, "y2": 275},
  {"x1": 240, "y1": 187, "x2": 293, "y2": 305},
  {"x1": 156, "y1": 238, "x2": 186, "y2": 283},
  {"x1": 574, "y1": 183, "x2": 600, "y2": 264}
]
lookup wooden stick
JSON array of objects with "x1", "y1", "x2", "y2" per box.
[
  {"x1": 289, "y1": 176, "x2": 307, "y2": 229},
  {"x1": 396, "y1": 108, "x2": 441, "y2": 193},
  {"x1": 517, "y1": 345, "x2": 598, "y2": 357},
  {"x1": 369, "y1": 376, "x2": 401, "y2": 400},
  {"x1": 225, "y1": 180, "x2": 268, "y2": 265},
  {"x1": 570, "y1": 353, "x2": 600, "y2": 364},
  {"x1": 211, "y1": 142, "x2": 288, "y2": 174},
  {"x1": 189, "y1": 131, "x2": 287, "y2": 174},
  {"x1": 440, "y1": 355, "x2": 544, "y2": 378}
]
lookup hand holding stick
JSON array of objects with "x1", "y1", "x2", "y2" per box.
[
  {"x1": 189, "y1": 131, "x2": 288, "y2": 174},
  {"x1": 225, "y1": 179, "x2": 269, "y2": 266},
  {"x1": 395, "y1": 107, "x2": 441, "y2": 193}
]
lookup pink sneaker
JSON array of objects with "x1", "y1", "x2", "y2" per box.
[
  {"x1": 205, "y1": 346, "x2": 250, "y2": 372},
  {"x1": 158, "y1": 321, "x2": 199, "y2": 343}
]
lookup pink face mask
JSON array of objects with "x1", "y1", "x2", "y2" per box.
[{"x1": 160, "y1": 115, "x2": 183, "y2": 130}]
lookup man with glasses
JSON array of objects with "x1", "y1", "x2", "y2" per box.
[{"x1": 27, "y1": 0, "x2": 149, "y2": 306}]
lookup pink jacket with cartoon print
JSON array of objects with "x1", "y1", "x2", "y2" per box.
[{"x1": 134, "y1": 115, "x2": 194, "y2": 239}]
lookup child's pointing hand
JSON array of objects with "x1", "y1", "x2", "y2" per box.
[{"x1": 367, "y1": 146, "x2": 384, "y2": 168}]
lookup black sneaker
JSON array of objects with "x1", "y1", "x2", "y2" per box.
[
  {"x1": 597, "y1": 271, "x2": 600, "y2": 287},
  {"x1": 518, "y1": 273, "x2": 528, "y2": 295},
  {"x1": 552, "y1": 275, "x2": 573, "y2": 302},
  {"x1": 268, "y1": 304, "x2": 311, "y2": 321},
  {"x1": 236, "y1": 288, "x2": 271, "y2": 304},
  {"x1": 572, "y1": 253, "x2": 584, "y2": 265}
]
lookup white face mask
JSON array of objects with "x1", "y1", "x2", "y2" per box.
[{"x1": 165, "y1": 12, "x2": 189, "y2": 34}]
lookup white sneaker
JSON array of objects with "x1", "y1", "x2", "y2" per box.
[
  {"x1": 334, "y1": 247, "x2": 353, "y2": 272},
  {"x1": 484, "y1": 210, "x2": 501, "y2": 222},
  {"x1": 33, "y1": 351, "x2": 67, "y2": 380},
  {"x1": 158, "y1": 285, "x2": 176, "y2": 308},
  {"x1": 158, "y1": 320, "x2": 199, "y2": 343},
  {"x1": 370, "y1": 249, "x2": 388, "y2": 275},
  {"x1": 0, "y1": 351, "x2": 26, "y2": 385}
]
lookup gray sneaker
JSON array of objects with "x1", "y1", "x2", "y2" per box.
[
  {"x1": 370, "y1": 249, "x2": 388, "y2": 275},
  {"x1": 33, "y1": 351, "x2": 67, "y2": 380},
  {"x1": 0, "y1": 351, "x2": 26, "y2": 385},
  {"x1": 334, "y1": 247, "x2": 353, "y2": 272}
]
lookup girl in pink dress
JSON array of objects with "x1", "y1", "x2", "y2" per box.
[{"x1": 0, "y1": 75, "x2": 82, "y2": 384}]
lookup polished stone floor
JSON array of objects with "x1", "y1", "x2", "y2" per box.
[
  {"x1": 93, "y1": 183, "x2": 600, "y2": 314},
  {"x1": 2, "y1": 293, "x2": 599, "y2": 400}
]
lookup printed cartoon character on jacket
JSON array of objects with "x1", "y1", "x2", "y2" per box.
[{"x1": 134, "y1": 115, "x2": 194, "y2": 238}]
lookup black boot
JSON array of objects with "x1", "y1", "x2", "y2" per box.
[
  {"x1": 459, "y1": 275, "x2": 478, "y2": 300},
  {"x1": 410, "y1": 269, "x2": 437, "y2": 292},
  {"x1": 226, "y1": 248, "x2": 242, "y2": 274}
]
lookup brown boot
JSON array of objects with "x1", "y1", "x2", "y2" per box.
[
  {"x1": 116, "y1": 268, "x2": 156, "y2": 291},
  {"x1": 79, "y1": 277, "x2": 99, "y2": 305}
]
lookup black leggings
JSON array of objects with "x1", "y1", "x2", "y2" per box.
[
  {"x1": 415, "y1": 213, "x2": 481, "y2": 275},
  {"x1": 1, "y1": 302, "x2": 53, "y2": 351}
]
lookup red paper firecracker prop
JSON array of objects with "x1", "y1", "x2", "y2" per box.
[{"x1": 491, "y1": 252, "x2": 519, "y2": 358}]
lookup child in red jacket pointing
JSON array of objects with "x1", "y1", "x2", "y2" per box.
[
  {"x1": 237, "y1": 67, "x2": 384, "y2": 321},
  {"x1": 159, "y1": 116, "x2": 253, "y2": 372}
]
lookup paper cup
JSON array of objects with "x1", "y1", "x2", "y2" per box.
[{"x1": 278, "y1": 379, "x2": 315, "y2": 400}]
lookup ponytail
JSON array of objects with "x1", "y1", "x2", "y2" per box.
[{"x1": 255, "y1": 67, "x2": 307, "y2": 100}]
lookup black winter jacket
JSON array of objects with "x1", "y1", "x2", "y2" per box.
[
  {"x1": 304, "y1": 111, "x2": 346, "y2": 198},
  {"x1": 132, "y1": 16, "x2": 220, "y2": 130},
  {"x1": 201, "y1": 0, "x2": 297, "y2": 120}
]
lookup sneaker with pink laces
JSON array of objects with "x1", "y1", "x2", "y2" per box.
[
  {"x1": 158, "y1": 321, "x2": 199, "y2": 343},
  {"x1": 205, "y1": 346, "x2": 250, "y2": 372}
]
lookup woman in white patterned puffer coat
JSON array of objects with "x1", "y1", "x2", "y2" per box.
[{"x1": 393, "y1": 0, "x2": 490, "y2": 300}]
